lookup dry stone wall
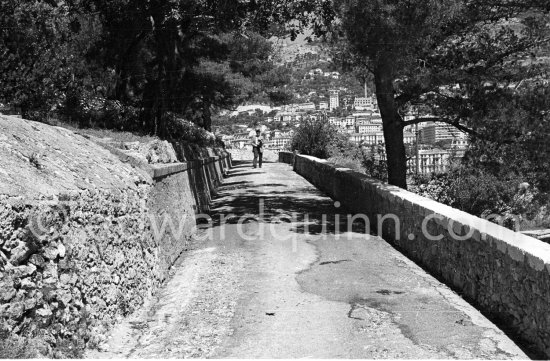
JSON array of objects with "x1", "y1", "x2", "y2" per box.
[
  {"x1": 281, "y1": 152, "x2": 550, "y2": 358},
  {"x1": 0, "y1": 115, "x2": 230, "y2": 357}
]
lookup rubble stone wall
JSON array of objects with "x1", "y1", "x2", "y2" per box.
[
  {"x1": 0, "y1": 116, "x2": 230, "y2": 356},
  {"x1": 281, "y1": 152, "x2": 550, "y2": 358}
]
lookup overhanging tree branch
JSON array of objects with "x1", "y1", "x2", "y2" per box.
[
  {"x1": 401, "y1": 116, "x2": 479, "y2": 137},
  {"x1": 401, "y1": 116, "x2": 527, "y2": 146}
]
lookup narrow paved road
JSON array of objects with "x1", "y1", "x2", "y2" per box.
[{"x1": 87, "y1": 161, "x2": 528, "y2": 359}]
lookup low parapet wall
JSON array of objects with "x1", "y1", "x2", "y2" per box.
[
  {"x1": 280, "y1": 151, "x2": 550, "y2": 357},
  {"x1": 278, "y1": 151, "x2": 295, "y2": 166}
]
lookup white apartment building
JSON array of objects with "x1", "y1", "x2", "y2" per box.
[
  {"x1": 357, "y1": 124, "x2": 383, "y2": 133},
  {"x1": 333, "y1": 118, "x2": 347, "y2": 128},
  {"x1": 407, "y1": 149, "x2": 448, "y2": 175},
  {"x1": 354, "y1": 95, "x2": 378, "y2": 110},
  {"x1": 295, "y1": 102, "x2": 316, "y2": 111},
  {"x1": 403, "y1": 132, "x2": 416, "y2": 144},
  {"x1": 353, "y1": 97, "x2": 373, "y2": 110},
  {"x1": 349, "y1": 132, "x2": 385, "y2": 145},
  {"x1": 274, "y1": 112, "x2": 305, "y2": 123},
  {"x1": 370, "y1": 114, "x2": 382, "y2": 124},
  {"x1": 355, "y1": 117, "x2": 370, "y2": 125},
  {"x1": 329, "y1": 90, "x2": 340, "y2": 110},
  {"x1": 451, "y1": 138, "x2": 469, "y2": 149},
  {"x1": 268, "y1": 137, "x2": 292, "y2": 150}
]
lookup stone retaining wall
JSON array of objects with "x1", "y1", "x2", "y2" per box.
[
  {"x1": 0, "y1": 116, "x2": 231, "y2": 357},
  {"x1": 280, "y1": 151, "x2": 550, "y2": 357},
  {"x1": 147, "y1": 151, "x2": 230, "y2": 276}
]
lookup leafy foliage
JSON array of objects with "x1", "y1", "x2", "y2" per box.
[
  {"x1": 162, "y1": 114, "x2": 221, "y2": 146},
  {"x1": 466, "y1": 87, "x2": 550, "y2": 192},
  {"x1": 0, "y1": 1, "x2": 98, "y2": 119},
  {"x1": 291, "y1": 117, "x2": 343, "y2": 159},
  {"x1": 0, "y1": 0, "x2": 333, "y2": 136},
  {"x1": 361, "y1": 145, "x2": 389, "y2": 182},
  {"x1": 326, "y1": 0, "x2": 550, "y2": 188},
  {"x1": 410, "y1": 165, "x2": 550, "y2": 230}
]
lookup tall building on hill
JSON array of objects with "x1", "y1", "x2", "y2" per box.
[
  {"x1": 353, "y1": 95, "x2": 378, "y2": 111},
  {"x1": 353, "y1": 97, "x2": 372, "y2": 110},
  {"x1": 329, "y1": 90, "x2": 340, "y2": 111},
  {"x1": 353, "y1": 82, "x2": 378, "y2": 111},
  {"x1": 420, "y1": 123, "x2": 466, "y2": 144}
]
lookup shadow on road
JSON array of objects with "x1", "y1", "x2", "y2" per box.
[{"x1": 208, "y1": 172, "x2": 369, "y2": 236}]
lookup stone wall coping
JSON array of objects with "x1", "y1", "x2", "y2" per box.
[
  {"x1": 294, "y1": 154, "x2": 550, "y2": 272},
  {"x1": 150, "y1": 163, "x2": 189, "y2": 178},
  {"x1": 150, "y1": 154, "x2": 229, "y2": 179},
  {"x1": 94, "y1": 135, "x2": 230, "y2": 180}
]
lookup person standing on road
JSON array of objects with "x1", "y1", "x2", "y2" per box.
[{"x1": 251, "y1": 128, "x2": 264, "y2": 168}]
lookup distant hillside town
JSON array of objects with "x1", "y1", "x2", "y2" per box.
[{"x1": 219, "y1": 84, "x2": 469, "y2": 175}]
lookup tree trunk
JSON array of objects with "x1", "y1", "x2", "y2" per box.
[
  {"x1": 140, "y1": 79, "x2": 157, "y2": 135},
  {"x1": 202, "y1": 104, "x2": 212, "y2": 132},
  {"x1": 374, "y1": 58, "x2": 408, "y2": 189},
  {"x1": 20, "y1": 106, "x2": 28, "y2": 120}
]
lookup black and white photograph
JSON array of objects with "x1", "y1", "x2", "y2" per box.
[{"x1": 1, "y1": 0, "x2": 550, "y2": 359}]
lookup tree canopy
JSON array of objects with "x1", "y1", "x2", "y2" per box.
[
  {"x1": 2, "y1": 0, "x2": 549, "y2": 185},
  {"x1": 0, "y1": 0, "x2": 332, "y2": 136},
  {"x1": 330, "y1": 0, "x2": 550, "y2": 188}
]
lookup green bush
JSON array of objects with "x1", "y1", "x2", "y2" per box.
[
  {"x1": 360, "y1": 147, "x2": 388, "y2": 182},
  {"x1": 58, "y1": 96, "x2": 224, "y2": 147},
  {"x1": 411, "y1": 168, "x2": 517, "y2": 215},
  {"x1": 410, "y1": 165, "x2": 550, "y2": 231},
  {"x1": 291, "y1": 117, "x2": 344, "y2": 159},
  {"x1": 327, "y1": 155, "x2": 363, "y2": 172},
  {"x1": 60, "y1": 94, "x2": 141, "y2": 132},
  {"x1": 163, "y1": 114, "x2": 220, "y2": 146}
]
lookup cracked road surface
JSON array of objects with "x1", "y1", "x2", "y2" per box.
[{"x1": 87, "y1": 161, "x2": 528, "y2": 359}]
